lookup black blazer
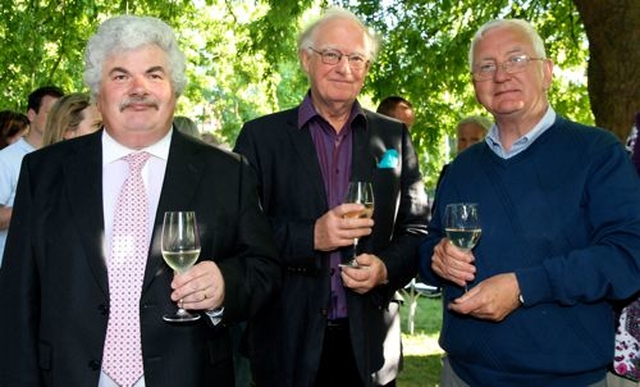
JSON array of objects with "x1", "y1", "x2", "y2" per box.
[
  {"x1": 234, "y1": 106, "x2": 429, "y2": 386},
  {"x1": 0, "y1": 129, "x2": 281, "y2": 387}
]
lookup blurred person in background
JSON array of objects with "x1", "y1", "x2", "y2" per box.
[
  {"x1": 435, "y1": 114, "x2": 491, "y2": 192},
  {"x1": 42, "y1": 92, "x2": 101, "y2": 146},
  {"x1": 173, "y1": 115, "x2": 201, "y2": 139},
  {"x1": 0, "y1": 85, "x2": 64, "y2": 266},
  {"x1": 376, "y1": 95, "x2": 415, "y2": 129},
  {"x1": 455, "y1": 115, "x2": 491, "y2": 153},
  {"x1": 629, "y1": 111, "x2": 640, "y2": 174},
  {"x1": 610, "y1": 110, "x2": 640, "y2": 387},
  {"x1": 0, "y1": 110, "x2": 29, "y2": 150}
]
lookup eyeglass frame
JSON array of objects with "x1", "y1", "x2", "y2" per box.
[
  {"x1": 471, "y1": 54, "x2": 546, "y2": 81},
  {"x1": 307, "y1": 47, "x2": 369, "y2": 70}
]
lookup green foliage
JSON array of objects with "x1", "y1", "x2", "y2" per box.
[
  {"x1": 0, "y1": 0, "x2": 592, "y2": 185},
  {"x1": 1, "y1": 1, "x2": 89, "y2": 109},
  {"x1": 334, "y1": 0, "x2": 591, "y2": 189}
]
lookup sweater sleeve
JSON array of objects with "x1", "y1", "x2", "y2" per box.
[{"x1": 517, "y1": 135, "x2": 640, "y2": 306}]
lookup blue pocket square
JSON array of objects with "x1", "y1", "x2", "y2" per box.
[{"x1": 378, "y1": 149, "x2": 399, "y2": 169}]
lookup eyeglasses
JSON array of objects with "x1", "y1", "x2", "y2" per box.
[
  {"x1": 471, "y1": 54, "x2": 545, "y2": 81},
  {"x1": 308, "y1": 47, "x2": 369, "y2": 70}
]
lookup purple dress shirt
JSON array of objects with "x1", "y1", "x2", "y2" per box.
[{"x1": 298, "y1": 94, "x2": 364, "y2": 320}]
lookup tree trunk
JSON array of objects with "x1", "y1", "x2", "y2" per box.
[{"x1": 574, "y1": 0, "x2": 640, "y2": 142}]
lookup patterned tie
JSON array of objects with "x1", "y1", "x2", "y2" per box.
[{"x1": 102, "y1": 152, "x2": 151, "y2": 386}]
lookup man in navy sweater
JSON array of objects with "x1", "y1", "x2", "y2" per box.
[{"x1": 419, "y1": 19, "x2": 640, "y2": 386}]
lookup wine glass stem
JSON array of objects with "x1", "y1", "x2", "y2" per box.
[{"x1": 353, "y1": 238, "x2": 358, "y2": 259}]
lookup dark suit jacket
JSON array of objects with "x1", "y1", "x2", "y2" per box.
[
  {"x1": 0, "y1": 129, "x2": 281, "y2": 387},
  {"x1": 234, "y1": 106, "x2": 429, "y2": 386}
]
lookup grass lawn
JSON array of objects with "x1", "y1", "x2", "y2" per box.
[{"x1": 397, "y1": 295, "x2": 444, "y2": 387}]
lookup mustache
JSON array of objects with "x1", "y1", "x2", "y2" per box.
[{"x1": 119, "y1": 96, "x2": 159, "y2": 112}]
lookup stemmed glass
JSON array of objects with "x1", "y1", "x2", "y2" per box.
[
  {"x1": 340, "y1": 181, "x2": 374, "y2": 269},
  {"x1": 443, "y1": 203, "x2": 481, "y2": 292},
  {"x1": 161, "y1": 211, "x2": 202, "y2": 322}
]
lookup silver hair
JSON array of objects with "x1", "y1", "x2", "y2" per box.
[
  {"x1": 468, "y1": 19, "x2": 547, "y2": 69},
  {"x1": 297, "y1": 7, "x2": 380, "y2": 62},
  {"x1": 83, "y1": 15, "x2": 187, "y2": 101}
]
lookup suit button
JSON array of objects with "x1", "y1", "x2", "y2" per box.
[
  {"x1": 319, "y1": 308, "x2": 328, "y2": 317},
  {"x1": 98, "y1": 304, "x2": 109, "y2": 315},
  {"x1": 88, "y1": 360, "x2": 100, "y2": 371}
]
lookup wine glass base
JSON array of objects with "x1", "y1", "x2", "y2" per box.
[
  {"x1": 163, "y1": 312, "x2": 201, "y2": 323},
  {"x1": 339, "y1": 260, "x2": 361, "y2": 269}
]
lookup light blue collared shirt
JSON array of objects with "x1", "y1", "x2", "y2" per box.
[{"x1": 485, "y1": 106, "x2": 557, "y2": 159}]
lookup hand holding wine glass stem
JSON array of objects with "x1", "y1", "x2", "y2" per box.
[
  {"x1": 342, "y1": 181, "x2": 374, "y2": 268},
  {"x1": 349, "y1": 204, "x2": 374, "y2": 263},
  {"x1": 161, "y1": 211, "x2": 201, "y2": 322},
  {"x1": 446, "y1": 238, "x2": 479, "y2": 291}
]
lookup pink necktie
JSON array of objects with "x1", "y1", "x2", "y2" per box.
[{"x1": 102, "y1": 152, "x2": 151, "y2": 387}]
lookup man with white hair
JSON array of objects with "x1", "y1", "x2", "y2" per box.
[
  {"x1": 420, "y1": 18, "x2": 640, "y2": 386},
  {"x1": 0, "y1": 15, "x2": 281, "y2": 387},
  {"x1": 235, "y1": 7, "x2": 429, "y2": 387}
]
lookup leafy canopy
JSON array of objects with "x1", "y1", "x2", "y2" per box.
[{"x1": 0, "y1": 0, "x2": 590, "y2": 189}]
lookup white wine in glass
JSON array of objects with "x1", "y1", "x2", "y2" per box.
[
  {"x1": 162, "y1": 211, "x2": 202, "y2": 322},
  {"x1": 444, "y1": 203, "x2": 481, "y2": 291},
  {"x1": 340, "y1": 181, "x2": 374, "y2": 269}
]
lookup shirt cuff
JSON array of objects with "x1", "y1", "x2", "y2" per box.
[{"x1": 205, "y1": 307, "x2": 224, "y2": 325}]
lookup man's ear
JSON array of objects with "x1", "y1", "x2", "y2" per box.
[
  {"x1": 27, "y1": 108, "x2": 36, "y2": 124},
  {"x1": 300, "y1": 50, "x2": 311, "y2": 74},
  {"x1": 542, "y1": 59, "x2": 554, "y2": 91}
]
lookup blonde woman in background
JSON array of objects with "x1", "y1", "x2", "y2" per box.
[{"x1": 42, "y1": 92, "x2": 101, "y2": 146}]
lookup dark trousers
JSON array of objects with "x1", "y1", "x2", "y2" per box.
[{"x1": 314, "y1": 319, "x2": 396, "y2": 387}]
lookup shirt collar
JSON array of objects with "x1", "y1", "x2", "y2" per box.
[
  {"x1": 102, "y1": 127, "x2": 172, "y2": 164},
  {"x1": 485, "y1": 106, "x2": 557, "y2": 159},
  {"x1": 297, "y1": 91, "x2": 366, "y2": 130}
]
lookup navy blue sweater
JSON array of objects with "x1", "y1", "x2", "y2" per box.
[{"x1": 420, "y1": 117, "x2": 640, "y2": 386}]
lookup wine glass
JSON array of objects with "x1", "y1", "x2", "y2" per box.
[
  {"x1": 443, "y1": 203, "x2": 481, "y2": 292},
  {"x1": 161, "y1": 211, "x2": 202, "y2": 322},
  {"x1": 339, "y1": 181, "x2": 374, "y2": 269}
]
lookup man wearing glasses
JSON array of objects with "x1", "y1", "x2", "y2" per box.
[
  {"x1": 234, "y1": 7, "x2": 429, "y2": 387},
  {"x1": 419, "y1": 19, "x2": 640, "y2": 386}
]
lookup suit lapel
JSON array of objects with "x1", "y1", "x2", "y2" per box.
[
  {"x1": 287, "y1": 111, "x2": 328, "y2": 209},
  {"x1": 142, "y1": 131, "x2": 204, "y2": 291},
  {"x1": 64, "y1": 131, "x2": 108, "y2": 296},
  {"x1": 351, "y1": 114, "x2": 376, "y2": 181}
]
